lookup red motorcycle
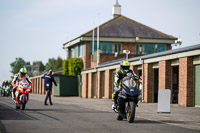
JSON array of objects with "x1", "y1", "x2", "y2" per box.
[{"x1": 14, "y1": 80, "x2": 31, "y2": 110}]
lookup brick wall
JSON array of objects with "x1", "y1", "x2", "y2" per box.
[
  {"x1": 84, "y1": 42, "x2": 91, "y2": 69},
  {"x1": 81, "y1": 73, "x2": 88, "y2": 98},
  {"x1": 122, "y1": 43, "x2": 136, "y2": 55},
  {"x1": 179, "y1": 57, "x2": 193, "y2": 107},
  {"x1": 143, "y1": 63, "x2": 153, "y2": 103},
  {"x1": 159, "y1": 60, "x2": 171, "y2": 90},
  {"x1": 166, "y1": 44, "x2": 172, "y2": 50}
]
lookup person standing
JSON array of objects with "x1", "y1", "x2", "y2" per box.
[{"x1": 42, "y1": 69, "x2": 57, "y2": 105}]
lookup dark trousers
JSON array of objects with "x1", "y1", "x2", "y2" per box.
[{"x1": 44, "y1": 89, "x2": 52, "y2": 104}]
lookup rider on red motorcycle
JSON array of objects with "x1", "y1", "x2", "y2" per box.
[{"x1": 11, "y1": 68, "x2": 32, "y2": 101}]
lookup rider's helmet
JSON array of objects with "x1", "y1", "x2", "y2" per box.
[
  {"x1": 120, "y1": 60, "x2": 130, "y2": 73},
  {"x1": 19, "y1": 68, "x2": 27, "y2": 78}
]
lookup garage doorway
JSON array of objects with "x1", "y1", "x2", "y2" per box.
[
  {"x1": 172, "y1": 66, "x2": 179, "y2": 104},
  {"x1": 101, "y1": 71, "x2": 105, "y2": 98},
  {"x1": 195, "y1": 65, "x2": 200, "y2": 106},
  {"x1": 153, "y1": 69, "x2": 159, "y2": 103},
  {"x1": 92, "y1": 73, "x2": 97, "y2": 98}
]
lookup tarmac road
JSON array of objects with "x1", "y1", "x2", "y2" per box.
[{"x1": 0, "y1": 94, "x2": 200, "y2": 133}]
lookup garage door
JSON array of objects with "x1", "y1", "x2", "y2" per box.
[{"x1": 195, "y1": 65, "x2": 200, "y2": 106}]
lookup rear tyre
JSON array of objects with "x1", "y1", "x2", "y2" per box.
[
  {"x1": 127, "y1": 102, "x2": 136, "y2": 123},
  {"x1": 116, "y1": 114, "x2": 123, "y2": 120}
]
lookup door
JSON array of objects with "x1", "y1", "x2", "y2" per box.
[
  {"x1": 92, "y1": 73, "x2": 97, "y2": 98},
  {"x1": 195, "y1": 65, "x2": 200, "y2": 106},
  {"x1": 101, "y1": 71, "x2": 105, "y2": 98},
  {"x1": 172, "y1": 66, "x2": 179, "y2": 104},
  {"x1": 153, "y1": 69, "x2": 159, "y2": 103}
]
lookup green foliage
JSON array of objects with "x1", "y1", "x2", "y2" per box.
[
  {"x1": 33, "y1": 61, "x2": 45, "y2": 72},
  {"x1": 62, "y1": 58, "x2": 83, "y2": 76},
  {"x1": 68, "y1": 58, "x2": 83, "y2": 76},
  {"x1": 46, "y1": 56, "x2": 63, "y2": 71},
  {"x1": 62, "y1": 60, "x2": 69, "y2": 75},
  {"x1": 10, "y1": 57, "x2": 29, "y2": 75}
]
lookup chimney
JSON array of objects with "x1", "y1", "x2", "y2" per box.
[{"x1": 112, "y1": 0, "x2": 121, "y2": 18}]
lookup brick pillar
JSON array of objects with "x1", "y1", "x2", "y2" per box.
[
  {"x1": 38, "y1": 77, "x2": 41, "y2": 94},
  {"x1": 132, "y1": 65, "x2": 139, "y2": 76},
  {"x1": 36, "y1": 78, "x2": 38, "y2": 94},
  {"x1": 116, "y1": 67, "x2": 120, "y2": 72},
  {"x1": 42, "y1": 78, "x2": 45, "y2": 95},
  {"x1": 105, "y1": 70, "x2": 112, "y2": 99},
  {"x1": 81, "y1": 73, "x2": 88, "y2": 98},
  {"x1": 88, "y1": 73, "x2": 92, "y2": 98},
  {"x1": 166, "y1": 44, "x2": 172, "y2": 50},
  {"x1": 159, "y1": 60, "x2": 171, "y2": 90},
  {"x1": 143, "y1": 63, "x2": 154, "y2": 103},
  {"x1": 34, "y1": 78, "x2": 36, "y2": 94},
  {"x1": 179, "y1": 57, "x2": 193, "y2": 107},
  {"x1": 31, "y1": 79, "x2": 33, "y2": 93},
  {"x1": 84, "y1": 42, "x2": 91, "y2": 69}
]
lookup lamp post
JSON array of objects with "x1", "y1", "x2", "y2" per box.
[
  {"x1": 139, "y1": 45, "x2": 144, "y2": 101},
  {"x1": 123, "y1": 50, "x2": 130, "y2": 61}
]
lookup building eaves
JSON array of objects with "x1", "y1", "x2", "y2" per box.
[{"x1": 95, "y1": 44, "x2": 200, "y2": 69}]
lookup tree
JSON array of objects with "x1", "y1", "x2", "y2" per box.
[
  {"x1": 33, "y1": 61, "x2": 45, "y2": 73},
  {"x1": 45, "y1": 56, "x2": 63, "y2": 71},
  {"x1": 10, "y1": 57, "x2": 29, "y2": 75},
  {"x1": 64, "y1": 58, "x2": 83, "y2": 76}
]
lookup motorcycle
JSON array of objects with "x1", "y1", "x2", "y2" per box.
[
  {"x1": 113, "y1": 75, "x2": 140, "y2": 123},
  {"x1": 1, "y1": 86, "x2": 11, "y2": 97},
  {"x1": 0, "y1": 87, "x2": 2, "y2": 96},
  {"x1": 13, "y1": 80, "x2": 31, "y2": 110}
]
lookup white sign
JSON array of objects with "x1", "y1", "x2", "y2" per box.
[{"x1": 157, "y1": 89, "x2": 171, "y2": 113}]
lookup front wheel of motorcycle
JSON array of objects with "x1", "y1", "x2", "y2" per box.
[
  {"x1": 21, "y1": 103, "x2": 26, "y2": 110},
  {"x1": 116, "y1": 114, "x2": 123, "y2": 121},
  {"x1": 127, "y1": 101, "x2": 136, "y2": 123},
  {"x1": 16, "y1": 104, "x2": 20, "y2": 109}
]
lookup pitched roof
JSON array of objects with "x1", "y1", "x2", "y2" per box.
[{"x1": 82, "y1": 15, "x2": 176, "y2": 40}]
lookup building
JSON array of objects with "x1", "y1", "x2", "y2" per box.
[
  {"x1": 81, "y1": 44, "x2": 200, "y2": 107},
  {"x1": 63, "y1": 1, "x2": 177, "y2": 70}
]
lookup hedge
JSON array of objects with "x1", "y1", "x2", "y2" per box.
[{"x1": 62, "y1": 58, "x2": 83, "y2": 76}]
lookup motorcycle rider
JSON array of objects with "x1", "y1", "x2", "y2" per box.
[
  {"x1": 11, "y1": 68, "x2": 32, "y2": 101},
  {"x1": 112, "y1": 60, "x2": 138, "y2": 110},
  {"x1": 1, "y1": 80, "x2": 6, "y2": 89},
  {"x1": 1, "y1": 80, "x2": 6, "y2": 95}
]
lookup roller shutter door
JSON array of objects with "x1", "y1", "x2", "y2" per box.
[{"x1": 195, "y1": 65, "x2": 200, "y2": 106}]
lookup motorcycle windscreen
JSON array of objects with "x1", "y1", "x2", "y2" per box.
[{"x1": 121, "y1": 77, "x2": 139, "y2": 96}]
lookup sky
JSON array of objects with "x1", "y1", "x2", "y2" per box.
[{"x1": 0, "y1": 0, "x2": 200, "y2": 83}]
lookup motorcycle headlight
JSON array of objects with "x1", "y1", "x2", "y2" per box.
[{"x1": 22, "y1": 84, "x2": 28, "y2": 89}]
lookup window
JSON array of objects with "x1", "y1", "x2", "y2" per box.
[
  {"x1": 136, "y1": 43, "x2": 166, "y2": 55},
  {"x1": 114, "y1": 43, "x2": 121, "y2": 54},
  {"x1": 90, "y1": 42, "x2": 121, "y2": 54},
  {"x1": 100, "y1": 42, "x2": 112, "y2": 53},
  {"x1": 70, "y1": 45, "x2": 79, "y2": 58},
  {"x1": 70, "y1": 48, "x2": 74, "y2": 58},
  {"x1": 79, "y1": 44, "x2": 85, "y2": 57}
]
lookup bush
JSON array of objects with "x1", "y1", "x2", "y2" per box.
[
  {"x1": 62, "y1": 60, "x2": 69, "y2": 75},
  {"x1": 63, "y1": 58, "x2": 83, "y2": 76}
]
